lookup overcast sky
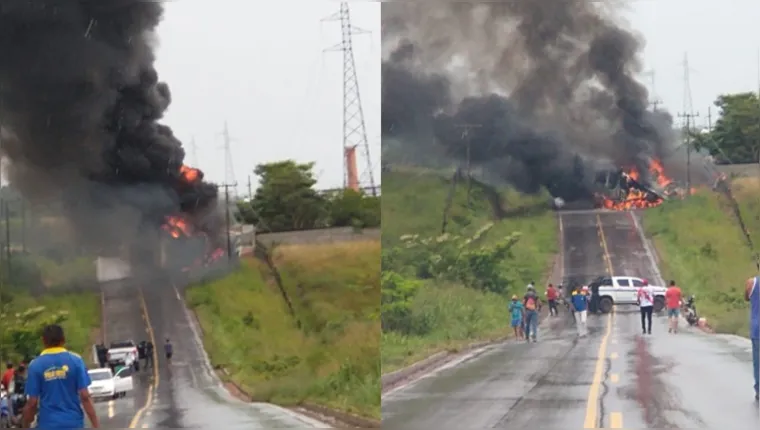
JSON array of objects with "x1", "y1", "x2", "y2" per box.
[
  {"x1": 624, "y1": 0, "x2": 760, "y2": 128},
  {"x1": 155, "y1": 1, "x2": 381, "y2": 195}
]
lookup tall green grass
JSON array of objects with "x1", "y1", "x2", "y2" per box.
[
  {"x1": 186, "y1": 241, "x2": 380, "y2": 419},
  {"x1": 382, "y1": 283, "x2": 509, "y2": 372},
  {"x1": 381, "y1": 169, "x2": 558, "y2": 371},
  {"x1": 641, "y1": 189, "x2": 754, "y2": 335}
]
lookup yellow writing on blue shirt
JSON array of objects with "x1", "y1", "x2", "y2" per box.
[{"x1": 43, "y1": 365, "x2": 69, "y2": 382}]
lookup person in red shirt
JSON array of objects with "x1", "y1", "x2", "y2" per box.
[
  {"x1": 665, "y1": 280, "x2": 683, "y2": 333},
  {"x1": 545, "y1": 284, "x2": 559, "y2": 317},
  {"x1": 1, "y1": 362, "x2": 14, "y2": 390}
]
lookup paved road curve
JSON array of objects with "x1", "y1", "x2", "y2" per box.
[
  {"x1": 382, "y1": 210, "x2": 760, "y2": 429},
  {"x1": 136, "y1": 276, "x2": 326, "y2": 428}
]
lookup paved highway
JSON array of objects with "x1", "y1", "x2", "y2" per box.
[
  {"x1": 97, "y1": 276, "x2": 326, "y2": 428},
  {"x1": 382, "y1": 210, "x2": 760, "y2": 429}
]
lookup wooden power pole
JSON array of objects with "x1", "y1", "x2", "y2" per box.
[
  {"x1": 677, "y1": 111, "x2": 700, "y2": 192},
  {"x1": 454, "y1": 124, "x2": 482, "y2": 204}
]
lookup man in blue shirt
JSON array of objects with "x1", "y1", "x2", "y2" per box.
[
  {"x1": 571, "y1": 286, "x2": 589, "y2": 337},
  {"x1": 22, "y1": 324, "x2": 100, "y2": 428},
  {"x1": 746, "y1": 277, "x2": 759, "y2": 401}
]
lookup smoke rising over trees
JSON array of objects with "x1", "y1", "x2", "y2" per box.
[
  {"x1": 0, "y1": 0, "x2": 221, "y2": 255},
  {"x1": 382, "y1": 1, "x2": 679, "y2": 201}
]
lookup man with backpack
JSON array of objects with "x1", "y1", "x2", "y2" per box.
[
  {"x1": 571, "y1": 285, "x2": 589, "y2": 337},
  {"x1": 523, "y1": 285, "x2": 541, "y2": 342}
]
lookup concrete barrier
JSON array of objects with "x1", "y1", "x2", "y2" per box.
[{"x1": 256, "y1": 227, "x2": 380, "y2": 246}]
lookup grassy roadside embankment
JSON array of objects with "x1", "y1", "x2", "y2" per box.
[
  {"x1": 186, "y1": 240, "x2": 380, "y2": 419},
  {"x1": 381, "y1": 168, "x2": 558, "y2": 373},
  {"x1": 640, "y1": 178, "x2": 760, "y2": 335},
  {"x1": 1, "y1": 290, "x2": 101, "y2": 364}
]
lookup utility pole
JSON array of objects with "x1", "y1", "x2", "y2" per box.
[
  {"x1": 220, "y1": 182, "x2": 237, "y2": 262},
  {"x1": 707, "y1": 106, "x2": 712, "y2": 131},
  {"x1": 323, "y1": 3, "x2": 377, "y2": 195},
  {"x1": 4, "y1": 200, "x2": 11, "y2": 281},
  {"x1": 678, "y1": 112, "x2": 700, "y2": 192},
  {"x1": 247, "y1": 174, "x2": 253, "y2": 201},
  {"x1": 455, "y1": 124, "x2": 481, "y2": 204}
]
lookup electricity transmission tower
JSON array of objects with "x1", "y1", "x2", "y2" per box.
[
  {"x1": 324, "y1": 3, "x2": 377, "y2": 195},
  {"x1": 643, "y1": 69, "x2": 662, "y2": 111},
  {"x1": 678, "y1": 53, "x2": 699, "y2": 193}
]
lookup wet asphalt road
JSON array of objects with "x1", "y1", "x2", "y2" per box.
[
  {"x1": 382, "y1": 210, "x2": 760, "y2": 429},
  {"x1": 96, "y1": 277, "x2": 325, "y2": 429},
  {"x1": 136, "y1": 277, "x2": 325, "y2": 429}
]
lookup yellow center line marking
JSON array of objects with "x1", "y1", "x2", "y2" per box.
[
  {"x1": 610, "y1": 374, "x2": 619, "y2": 383},
  {"x1": 610, "y1": 412, "x2": 624, "y2": 428},
  {"x1": 584, "y1": 214, "x2": 616, "y2": 429},
  {"x1": 108, "y1": 400, "x2": 114, "y2": 418},
  {"x1": 128, "y1": 288, "x2": 160, "y2": 428}
]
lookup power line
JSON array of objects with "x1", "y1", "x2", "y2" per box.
[{"x1": 323, "y1": 3, "x2": 377, "y2": 195}]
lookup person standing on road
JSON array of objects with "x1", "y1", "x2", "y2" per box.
[
  {"x1": 1, "y1": 363, "x2": 14, "y2": 391},
  {"x1": 637, "y1": 279, "x2": 655, "y2": 335},
  {"x1": 508, "y1": 295, "x2": 525, "y2": 340},
  {"x1": 523, "y1": 285, "x2": 541, "y2": 342},
  {"x1": 571, "y1": 285, "x2": 589, "y2": 337},
  {"x1": 164, "y1": 338, "x2": 173, "y2": 365},
  {"x1": 746, "y1": 276, "x2": 759, "y2": 401},
  {"x1": 145, "y1": 341, "x2": 154, "y2": 369},
  {"x1": 545, "y1": 284, "x2": 559, "y2": 317},
  {"x1": 22, "y1": 324, "x2": 99, "y2": 428},
  {"x1": 665, "y1": 280, "x2": 683, "y2": 334}
]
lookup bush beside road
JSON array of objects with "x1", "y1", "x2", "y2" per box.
[
  {"x1": 381, "y1": 169, "x2": 558, "y2": 373},
  {"x1": 186, "y1": 240, "x2": 380, "y2": 419},
  {"x1": 641, "y1": 184, "x2": 756, "y2": 335},
  {"x1": 0, "y1": 291, "x2": 101, "y2": 364}
]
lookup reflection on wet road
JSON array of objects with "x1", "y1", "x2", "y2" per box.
[
  {"x1": 382, "y1": 210, "x2": 760, "y2": 429},
  {"x1": 137, "y1": 279, "x2": 326, "y2": 429},
  {"x1": 97, "y1": 278, "x2": 325, "y2": 428}
]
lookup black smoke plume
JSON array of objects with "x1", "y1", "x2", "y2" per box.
[
  {"x1": 382, "y1": 1, "x2": 678, "y2": 201},
  {"x1": 0, "y1": 1, "x2": 222, "y2": 256}
]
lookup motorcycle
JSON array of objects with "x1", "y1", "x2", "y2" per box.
[
  {"x1": 0, "y1": 389, "x2": 11, "y2": 428},
  {"x1": 682, "y1": 295, "x2": 699, "y2": 326}
]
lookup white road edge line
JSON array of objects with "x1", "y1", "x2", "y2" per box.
[
  {"x1": 170, "y1": 283, "x2": 330, "y2": 428},
  {"x1": 382, "y1": 344, "x2": 498, "y2": 398}
]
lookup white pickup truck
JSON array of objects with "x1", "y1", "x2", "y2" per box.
[
  {"x1": 107, "y1": 341, "x2": 138, "y2": 370},
  {"x1": 589, "y1": 276, "x2": 666, "y2": 313}
]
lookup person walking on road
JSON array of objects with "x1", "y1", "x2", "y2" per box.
[
  {"x1": 1, "y1": 363, "x2": 14, "y2": 391},
  {"x1": 22, "y1": 324, "x2": 100, "y2": 428},
  {"x1": 164, "y1": 338, "x2": 173, "y2": 365},
  {"x1": 545, "y1": 284, "x2": 559, "y2": 317},
  {"x1": 746, "y1": 276, "x2": 759, "y2": 401},
  {"x1": 637, "y1": 279, "x2": 655, "y2": 335},
  {"x1": 523, "y1": 285, "x2": 541, "y2": 342},
  {"x1": 665, "y1": 280, "x2": 683, "y2": 334},
  {"x1": 145, "y1": 341, "x2": 154, "y2": 369},
  {"x1": 508, "y1": 295, "x2": 525, "y2": 340},
  {"x1": 571, "y1": 285, "x2": 589, "y2": 337}
]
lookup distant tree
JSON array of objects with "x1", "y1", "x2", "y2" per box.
[
  {"x1": 328, "y1": 189, "x2": 381, "y2": 228},
  {"x1": 248, "y1": 161, "x2": 328, "y2": 232},
  {"x1": 695, "y1": 92, "x2": 760, "y2": 164}
]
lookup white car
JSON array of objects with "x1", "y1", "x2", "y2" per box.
[
  {"x1": 87, "y1": 367, "x2": 134, "y2": 400},
  {"x1": 590, "y1": 276, "x2": 666, "y2": 313}
]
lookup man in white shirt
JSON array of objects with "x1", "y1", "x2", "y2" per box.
[{"x1": 637, "y1": 279, "x2": 655, "y2": 335}]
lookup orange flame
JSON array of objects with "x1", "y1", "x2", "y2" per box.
[
  {"x1": 598, "y1": 159, "x2": 678, "y2": 211},
  {"x1": 180, "y1": 165, "x2": 201, "y2": 183},
  {"x1": 162, "y1": 215, "x2": 193, "y2": 238}
]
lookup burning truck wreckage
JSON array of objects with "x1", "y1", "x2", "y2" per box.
[
  {"x1": 0, "y1": 1, "x2": 231, "y2": 281},
  {"x1": 381, "y1": 2, "x2": 710, "y2": 212}
]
